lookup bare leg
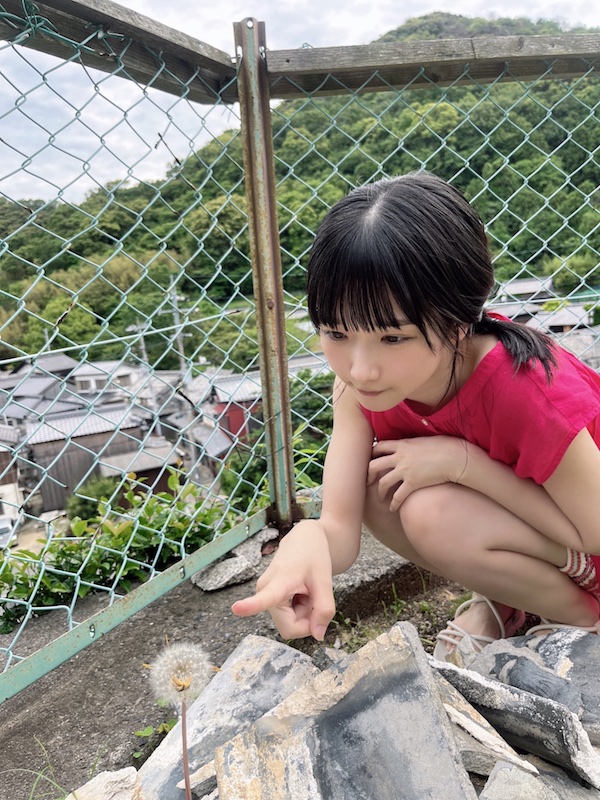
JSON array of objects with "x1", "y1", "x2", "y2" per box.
[{"x1": 363, "y1": 482, "x2": 600, "y2": 641}]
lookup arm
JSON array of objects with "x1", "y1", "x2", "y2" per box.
[{"x1": 232, "y1": 379, "x2": 374, "y2": 638}]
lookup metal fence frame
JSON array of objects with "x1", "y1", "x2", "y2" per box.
[{"x1": 0, "y1": 0, "x2": 598, "y2": 701}]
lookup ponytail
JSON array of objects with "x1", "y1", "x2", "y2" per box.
[{"x1": 474, "y1": 312, "x2": 557, "y2": 380}]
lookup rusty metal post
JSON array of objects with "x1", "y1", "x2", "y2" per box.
[{"x1": 234, "y1": 18, "x2": 296, "y2": 531}]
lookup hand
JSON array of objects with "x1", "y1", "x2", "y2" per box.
[
  {"x1": 367, "y1": 436, "x2": 467, "y2": 512},
  {"x1": 231, "y1": 520, "x2": 336, "y2": 641}
]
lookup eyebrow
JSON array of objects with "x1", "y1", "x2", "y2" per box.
[{"x1": 386, "y1": 318, "x2": 412, "y2": 329}]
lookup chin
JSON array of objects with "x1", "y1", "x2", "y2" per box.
[{"x1": 355, "y1": 393, "x2": 398, "y2": 412}]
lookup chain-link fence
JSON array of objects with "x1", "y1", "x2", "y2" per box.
[{"x1": 0, "y1": 2, "x2": 598, "y2": 699}]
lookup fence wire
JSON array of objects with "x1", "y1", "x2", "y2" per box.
[{"x1": 0, "y1": 2, "x2": 599, "y2": 696}]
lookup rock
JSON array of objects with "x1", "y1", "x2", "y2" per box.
[
  {"x1": 523, "y1": 630, "x2": 600, "y2": 746},
  {"x1": 177, "y1": 760, "x2": 217, "y2": 796},
  {"x1": 231, "y1": 526, "x2": 280, "y2": 567},
  {"x1": 311, "y1": 646, "x2": 350, "y2": 671},
  {"x1": 432, "y1": 671, "x2": 538, "y2": 777},
  {"x1": 139, "y1": 635, "x2": 320, "y2": 800},
  {"x1": 214, "y1": 623, "x2": 477, "y2": 800},
  {"x1": 480, "y1": 757, "x2": 600, "y2": 799},
  {"x1": 469, "y1": 639, "x2": 584, "y2": 716},
  {"x1": 432, "y1": 658, "x2": 600, "y2": 789},
  {"x1": 64, "y1": 767, "x2": 142, "y2": 800},
  {"x1": 190, "y1": 527, "x2": 279, "y2": 591},
  {"x1": 191, "y1": 553, "x2": 257, "y2": 591}
]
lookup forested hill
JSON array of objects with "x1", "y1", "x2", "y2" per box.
[
  {"x1": 0, "y1": 13, "x2": 598, "y2": 365},
  {"x1": 378, "y1": 11, "x2": 599, "y2": 41}
]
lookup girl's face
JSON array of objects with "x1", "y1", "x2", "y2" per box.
[{"x1": 319, "y1": 315, "x2": 456, "y2": 413}]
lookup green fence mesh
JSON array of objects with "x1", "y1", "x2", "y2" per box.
[{"x1": 0, "y1": 2, "x2": 598, "y2": 697}]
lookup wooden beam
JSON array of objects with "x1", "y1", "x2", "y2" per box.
[
  {"x1": 0, "y1": 0, "x2": 237, "y2": 105},
  {"x1": 1, "y1": 3, "x2": 598, "y2": 105},
  {"x1": 266, "y1": 34, "x2": 600, "y2": 98}
]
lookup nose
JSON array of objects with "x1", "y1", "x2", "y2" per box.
[{"x1": 349, "y1": 345, "x2": 380, "y2": 385}]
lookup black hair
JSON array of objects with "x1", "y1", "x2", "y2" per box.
[{"x1": 306, "y1": 171, "x2": 556, "y2": 378}]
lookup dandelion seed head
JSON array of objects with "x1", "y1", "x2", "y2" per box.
[{"x1": 149, "y1": 641, "x2": 213, "y2": 708}]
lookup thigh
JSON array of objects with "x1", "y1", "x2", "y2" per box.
[
  {"x1": 362, "y1": 482, "x2": 440, "y2": 572},
  {"x1": 396, "y1": 482, "x2": 566, "y2": 568}
]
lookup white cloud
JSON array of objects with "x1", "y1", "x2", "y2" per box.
[{"x1": 0, "y1": 0, "x2": 596, "y2": 202}]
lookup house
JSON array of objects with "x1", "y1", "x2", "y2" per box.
[
  {"x1": 0, "y1": 424, "x2": 23, "y2": 522},
  {"x1": 12, "y1": 353, "x2": 80, "y2": 379},
  {"x1": 485, "y1": 301, "x2": 540, "y2": 325},
  {"x1": 70, "y1": 360, "x2": 137, "y2": 395},
  {"x1": 525, "y1": 303, "x2": 593, "y2": 334},
  {"x1": 201, "y1": 351, "x2": 330, "y2": 441},
  {"x1": 558, "y1": 326, "x2": 600, "y2": 371},
  {"x1": 24, "y1": 404, "x2": 147, "y2": 512},
  {"x1": 495, "y1": 276, "x2": 554, "y2": 304},
  {"x1": 98, "y1": 435, "x2": 184, "y2": 498}
]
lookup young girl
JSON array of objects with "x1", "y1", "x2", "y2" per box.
[{"x1": 232, "y1": 171, "x2": 600, "y2": 664}]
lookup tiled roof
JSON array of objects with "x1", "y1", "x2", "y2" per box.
[
  {"x1": 25, "y1": 407, "x2": 144, "y2": 444},
  {"x1": 98, "y1": 442, "x2": 181, "y2": 476}
]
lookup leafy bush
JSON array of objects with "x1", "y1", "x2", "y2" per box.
[
  {"x1": 0, "y1": 470, "x2": 238, "y2": 633},
  {"x1": 66, "y1": 475, "x2": 120, "y2": 520}
]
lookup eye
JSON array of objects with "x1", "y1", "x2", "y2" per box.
[
  {"x1": 323, "y1": 330, "x2": 346, "y2": 341},
  {"x1": 382, "y1": 335, "x2": 407, "y2": 344}
]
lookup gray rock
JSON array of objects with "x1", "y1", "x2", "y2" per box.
[
  {"x1": 191, "y1": 553, "x2": 257, "y2": 590},
  {"x1": 523, "y1": 630, "x2": 600, "y2": 746},
  {"x1": 432, "y1": 658, "x2": 600, "y2": 789},
  {"x1": 140, "y1": 635, "x2": 320, "y2": 800},
  {"x1": 480, "y1": 757, "x2": 600, "y2": 799},
  {"x1": 231, "y1": 525, "x2": 279, "y2": 567},
  {"x1": 64, "y1": 767, "x2": 141, "y2": 800},
  {"x1": 470, "y1": 639, "x2": 583, "y2": 715},
  {"x1": 432, "y1": 671, "x2": 538, "y2": 777},
  {"x1": 311, "y1": 645, "x2": 350, "y2": 672},
  {"x1": 215, "y1": 623, "x2": 478, "y2": 800},
  {"x1": 177, "y1": 761, "x2": 217, "y2": 797}
]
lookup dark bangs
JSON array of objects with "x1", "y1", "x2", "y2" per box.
[
  {"x1": 306, "y1": 174, "x2": 495, "y2": 348},
  {"x1": 307, "y1": 226, "x2": 422, "y2": 334}
]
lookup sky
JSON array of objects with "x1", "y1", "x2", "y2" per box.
[
  {"x1": 121, "y1": 0, "x2": 597, "y2": 52},
  {"x1": 0, "y1": 0, "x2": 597, "y2": 203}
]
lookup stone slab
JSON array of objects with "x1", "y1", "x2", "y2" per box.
[
  {"x1": 64, "y1": 767, "x2": 142, "y2": 800},
  {"x1": 469, "y1": 639, "x2": 583, "y2": 716},
  {"x1": 432, "y1": 658, "x2": 600, "y2": 789},
  {"x1": 432, "y1": 671, "x2": 538, "y2": 777},
  {"x1": 480, "y1": 757, "x2": 600, "y2": 799},
  {"x1": 140, "y1": 635, "x2": 320, "y2": 800},
  {"x1": 215, "y1": 622, "x2": 477, "y2": 800}
]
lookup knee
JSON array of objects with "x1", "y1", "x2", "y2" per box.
[{"x1": 400, "y1": 485, "x2": 456, "y2": 556}]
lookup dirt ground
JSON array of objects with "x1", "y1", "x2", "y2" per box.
[{"x1": 0, "y1": 546, "x2": 466, "y2": 800}]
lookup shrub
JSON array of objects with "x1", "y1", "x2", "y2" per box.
[
  {"x1": 0, "y1": 470, "x2": 238, "y2": 633},
  {"x1": 66, "y1": 475, "x2": 120, "y2": 520}
]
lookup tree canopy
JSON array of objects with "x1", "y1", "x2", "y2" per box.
[{"x1": 1, "y1": 13, "x2": 598, "y2": 366}]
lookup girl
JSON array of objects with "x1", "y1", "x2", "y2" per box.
[{"x1": 232, "y1": 172, "x2": 600, "y2": 664}]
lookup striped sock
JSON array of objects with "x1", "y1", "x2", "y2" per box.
[{"x1": 559, "y1": 548, "x2": 600, "y2": 600}]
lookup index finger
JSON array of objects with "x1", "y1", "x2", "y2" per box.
[{"x1": 231, "y1": 582, "x2": 295, "y2": 618}]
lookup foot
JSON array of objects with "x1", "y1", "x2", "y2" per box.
[
  {"x1": 448, "y1": 597, "x2": 515, "y2": 641},
  {"x1": 434, "y1": 594, "x2": 525, "y2": 667}
]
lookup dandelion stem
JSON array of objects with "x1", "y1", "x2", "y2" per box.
[{"x1": 181, "y1": 698, "x2": 192, "y2": 800}]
